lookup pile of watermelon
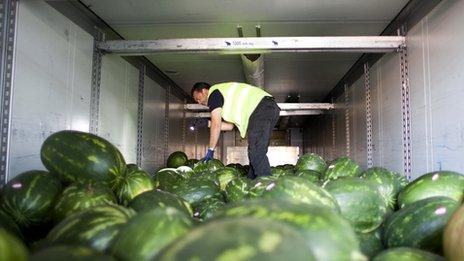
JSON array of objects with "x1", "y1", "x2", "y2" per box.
[{"x1": 1, "y1": 130, "x2": 464, "y2": 260}]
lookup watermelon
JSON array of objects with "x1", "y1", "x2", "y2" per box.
[
  {"x1": 215, "y1": 167, "x2": 239, "y2": 190},
  {"x1": 195, "y1": 170, "x2": 220, "y2": 184},
  {"x1": 30, "y1": 246, "x2": 114, "y2": 261},
  {"x1": 113, "y1": 169, "x2": 155, "y2": 205},
  {"x1": 153, "y1": 168, "x2": 185, "y2": 192},
  {"x1": 248, "y1": 175, "x2": 279, "y2": 198},
  {"x1": 45, "y1": 205, "x2": 135, "y2": 252},
  {"x1": 154, "y1": 217, "x2": 316, "y2": 260},
  {"x1": 0, "y1": 209, "x2": 23, "y2": 240},
  {"x1": 271, "y1": 167, "x2": 287, "y2": 177},
  {"x1": 357, "y1": 227, "x2": 384, "y2": 258},
  {"x1": 193, "y1": 159, "x2": 224, "y2": 174},
  {"x1": 0, "y1": 229, "x2": 28, "y2": 261},
  {"x1": 373, "y1": 247, "x2": 444, "y2": 261},
  {"x1": 166, "y1": 151, "x2": 188, "y2": 168},
  {"x1": 324, "y1": 177, "x2": 387, "y2": 233},
  {"x1": 397, "y1": 171, "x2": 464, "y2": 208},
  {"x1": 295, "y1": 169, "x2": 321, "y2": 184},
  {"x1": 295, "y1": 153, "x2": 327, "y2": 174},
  {"x1": 225, "y1": 176, "x2": 250, "y2": 202},
  {"x1": 226, "y1": 163, "x2": 247, "y2": 176},
  {"x1": 323, "y1": 156, "x2": 361, "y2": 182},
  {"x1": 194, "y1": 197, "x2": 225, "y2": 220},
  {"x1": 0, "y1": 170, "x2": 62, "y2": 230},
  {"x1": 171, "y1": 179, "x2": 223, "y2": 208},
  {"x1": 383, "y1": 196, "x2": 459, "y2": 253},
  {"x1": 213, "y1": 199, "x2": 364, "y2": 261},
  {"x1": 360, "y1": 167, "x2": 408, "y2": 209},
  {"x1": 53, "y1": 182, "x2": 116, "y2": 223},
  {"x1": 110, "y1": 207, "x2": 192, "y2": 261},
  {"x1": 262, "y1": 176, "x2": 340, "y2": 212},
  {"x1": 444, "y1": 204, "x2": 464, "y2": 260},
  {"x1": 126, "y1": 163, "x2": 139, "y2": 173},
  {"x1": 185, "y1": 159, "x2": 199, "y2": 168},
  {"x1": 40, "y1": 130, "x2": 126, "y2": 185},
  {"x1": 128, "y1": 189, "x2": 193, "y2": 217},
  {"x1": 175, "y1": 166, "x2": 194, "y2": 179}
]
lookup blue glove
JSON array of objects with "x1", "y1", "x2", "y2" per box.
[{"x1": 204, "y1": 148, "x2": 214, "y2": 162}]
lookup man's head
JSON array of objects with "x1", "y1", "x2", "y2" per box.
[{"x1": 191, "y1": 82, "x2": 211, "y2": 106}]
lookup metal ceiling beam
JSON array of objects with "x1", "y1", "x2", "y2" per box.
[
  {"x1": 186, "y1": 110, "x2": 324, "y2": 118},
  {"x1": 97, "y1": 36, "x2": 405, "y2": 55},
  {"x1": 184, "y1": 103, "x2": 334, "y2": 111}
]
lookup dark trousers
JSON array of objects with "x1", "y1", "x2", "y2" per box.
[{"x1": 246, "y1": 97, "x2": 280, "y2": 179}]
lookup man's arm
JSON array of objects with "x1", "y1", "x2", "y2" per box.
[
  {"x1": 208, "y1": 120, "x2": 234, "y2": 131},
  {"x1": 209, "y1": 108, "x2": 222, "y2": 149}
]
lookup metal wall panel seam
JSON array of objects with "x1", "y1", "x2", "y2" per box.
[
  {"x1": 182, "y1": 98, "x2": 186, "y2": 152},
  {"x1": 364, "y1": 63, "x2": 374, "y2": 168},
  {"x1": 89, "y1": 29, "x2": 103, "y2": 135},
  {"x1": 399, "y1": 43, "x2": 412, "y2": 180},
  {"x1": 344, "y1": 84, "x2": 351, "y2": 158},
  {"x1": 164, "y1": 85, "x2": 170, "y2": 163},
  {"x1": 424, "y1": 17, "x2": 434, "y2": 172},
  {"x1": 331, "y1": 98, "x2": 336, "y2": 160},
  {"x1": 0, "y1": 0, "x2": 18, "y2": 185},
  {"x1": 136, "y1": 64, "x2": 145, "y2": 167}
]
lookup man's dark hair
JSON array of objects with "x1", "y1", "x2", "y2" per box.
[{"x1": 191, "y1": 82, "x2": 211, "y2": 97}]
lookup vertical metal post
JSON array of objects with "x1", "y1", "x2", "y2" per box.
[
  {"x1": 364, "y1": 63, "x2": 374, "y2": 168},
  {"x1": 136, "y1": 64, "x2": 145, "y2": 167},
  {"x1": 89, "y1": 30, "x2": 104, "y2": 134},
  {"x1": 164, "y1": 85, "x2": 170, "y2": 163},
  {"x1": 344, "y1": 84, "x2": 351, "y2": 158},
  {"x1": 331, "y1": 98, "x2": 336, "y2": 161},
  {"x1": 400, "y1": 45, "x2": 412, "y2": 180},
  {"x1": 0, "y1": 0, "x2": 17, "y2": 185}
]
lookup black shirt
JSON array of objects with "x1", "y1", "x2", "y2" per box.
[{"x1": 207, "y1": 90, "x2": 224, "y2": 112}]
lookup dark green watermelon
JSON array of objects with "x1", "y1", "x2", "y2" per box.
[
  {"x1": 373, "y1": 247, "x2": 444, "y2": 261},
  {"x1": 166, "y1": 151, "x2": 188, "y2": 168},
  {"x1": 40, "y1": 130, "x2": 126, "y2": 185},
  {"x1": 324, "y1": 177, "x2": 387, "y2": 233},
  {"x1": 248, "y1": 175, "x2": 279, "y2": 198},
  {"x1": 154, "y1": 217, "x2": 316, "y2": 260},
  {"x1": 262, "y1": 176, "x2": 340, "y2": 212},
  {"x1": 271, "y1": 167, "x2": 287, "y2": 177},
  {"x1": 45, "y1": 205, "x2": 135, "y2": 252},
  {"x1": 30, "y1": 245, "x2": 114, "y2": 261},
  {"x1": 128, "y1": 189, "x2": 193, "y2": 217},
  {"x1": 113, "y1": 169, "x2": 155, "y2": 205},
  {"x1": 357, "y1": 227, "x2": 384, "y2": 258},
  {"x1": 225, "y1": 176, "x2": 250, "y2": 203},
  {"x1": 323, "y1": 156, "x2": 361, "y2": 182},
  {"x1": 175, "y1": 166, "x2": 195, "y2": 179},
  {"x1": 226, "y1": 163, "x2": 247, "y2": 177},
  {"x1": 213, "y1": 199, "x2": 364, "y2": 261},
  {"x1": 0, "y1": 209, "x2": 23, "y2": 240},
  {"x1": 397, "y1": 171, "x2": 464, "y2": 208},
  {"x1": 295, "y1": 169, "x2": 321, "y2": 185},
  {"x1": 0, "y1": 170, "x2": 62, "y2": 230},
  {"x1": 295, "y1": 153, "x2": 327, "y2": 174},
  {"x1": 214, "y1": 167, "x2": 239, "y2": 191},
  {"x1": 194, "y1": 197, "x2": 226, "y2": 221},
  {"x1": 110, "y1": 207, "x2": 192, "y2": 260},
  {"x1": 126, "y1": 163, "x2": 139, "y2": 173},
  {"x1": 383, "y1": 196, "x2": 459, "y2": 253},
  {"x1": 360, "y1": 167, "x2": 408, "y2": 209},
  {"x1": 185, "y1": 159, "x2": 199, "y2": 168},
  {"x1": 193, "y1": 159, "x2": 224, "y2": 174},
  {"x1": 171, "y1": 179, "x2": 223, "y2": 208},
  {"x1": 53, "y1": 182, "x2": 116, "y2": 223},
  {"x1": 0, "y1": 229, "x2": 28, "y2": 261},
  {"x1": 153, "y1": 168, "x2": 185, "y2": 192}
]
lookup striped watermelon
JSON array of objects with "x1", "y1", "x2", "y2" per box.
[
  {"x1": 126, "y1": 163, "x2": 139, "y2": 173},
  {"x1": 153, "y1": 168, "x2": 185, "y2": 192},
  {"x1": 398, "y1": 171, "x2": 464, "y2": 208},
  {"x1": 373, "y1": 247, "x2": 444, "y2": 261},
  {"x1": 171, "y1": 179, "x2": 223, "y2": 208},
  {"x1": 383, "y1": 196, "x2": 459, "y2": 253},
  {"x1": 128, "y1": 190, "x2": 193, "y2": 217},
  {"x1": 53, "y1": 182, "x2": 116, "y2": 223},
  {"x1": 262, "y1": 176, "x2": 340, "y2": 212},
  {"x1": 110, "y1": 207, "x2": 192, "y2": 260},
  {"x1": 357, "y1": 227, "x2": 384, "y2": 258},
  {"x1": 225, "y1": 176, "x2": 250, "y2": 202},
  {"x1": 113, "y1": 169, "x2": 155, "y2": 205},
  {"x1": 295, "y1": 153, "x2": 327, "y2": 174},
  {"x1": 0, "y1": 170, "x2": 62, "y2": 230},
  {"x1": 324, "y1": 177, "x2": 387, "y2": 233},
  {"x1": 30, "y1": 246, "x2": 114, "y2": 261},
  {"x1": 175, "y1": 166, "x2": 194, "y2": 179},
  {"x1": 444, "y1": 204, "x2": 464, "y2": 260},
  {"x1": 192, "y1": 159, "x2": 224, "y2": 174},
  {"x1": 40, "y1": 130, "x2": 126, "y2": 185},
  {"x1": 215, "y1": 167, "x2": 239, "y2": 191},
  {"x1": 194, "y1": 197, "x2": 225, "y2": 220},
  {"x1": 154, "y1": 217, "x2": 316, "y2": 260},
  {"x1": 0, "y1": 209, "x2": 23, "y2": 240},
  {"x1": 248, "y1": 175, "x2": 279, "y2": 198},
  {"x1": 45, "y1": 205, "x2": 135, "y2": 252},
  {"x1": 166, "y1": 151, "x2": 188, "y2": 168},
  {"x1": 213, "y1": 199, "x2": 364, "y2": 261},
  {"x1": 323, "y1": 156, "x2": 361, "y2": 182},
  {"x1": 295, "y1": 169, "x2": 321, "y2": 185},
  {"x1": 0, "y1": 229, "x2": 28, "y2": 261}
]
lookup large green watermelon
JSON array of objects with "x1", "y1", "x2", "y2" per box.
[
  {"x1": 225, "y1": 176, "x2": 250, "y2": 202},
  {"x1": 248, "y1": 175, "x2": 279, "y2": 198},
  {"x1": 324, "y1": 177, "x2": 387, "y2": 233},
  {"x1": 192, "y1": 159, "x2": 224, "y2": 174},
  {"x1": 171, "y1": 179, "x2": 223, "y2": 208},
  {"x1": 373, "y1": 247, "x2": 444, "y2": 261},
  {"x1": 383, "y1": 196, "x2": 459, "y2": 253},
  {"x1": 110, "y1": 207, "x2": 192, "y2": 261},
  {"x1": 397, "y1": 171, "x2": 464, "y2": 208},
  {"x1": 154, "y1": 217, "x2": 316, "y2": 260},
  {"x1": 153, "y1": 168, "x2": 185, "y2": 192},
  {"x1": 226, "y1": 163, "x2": 247, "y2": 176},
  {"x1": 444, "y1": 204, "x2": 464, "y2": 261},
  {"x1": 128, "y1": 190, "x2": 192, "y2": 217},
  {"x1": 166, "y1": 151, "x2": 188, "y2": 168},
  {"x1": 360, "y1": 167, "x2": 408, "y2": 209},
  {"x1": 295, "y1": 169, "x2": 321, "y2": 185},
  {"x1": 113, "y1": 169, "x2": 155, "y2": 205},
  {"x1": 45, "y1": 205, "x2": 135, "y2": 252},
  {"x1": 357, "y1": 227, "x2": 384, "y2": 258},
  {"x1": 213, "y1": 199, "x2": 364, "y2": 261},
  {"x1": 30, "y1": 246, "x2": 114, "y2": 261},
  {"x1": 194, "y1": 197, "x2": 225, "y2": 221},
  {"x1": 295, "y1": 153, "x2": 327, "y2": 174},
  {"x1": 214, "y1": 167, "x2": 239, "y2": 190},
  {"x1": 185, "y1": 159, "x2": 199, "y2": 169},
  {"x1": 53, "y1": 182, "x2": 116, "y2": 223},
  {"x1": 262, "y1": 176, "x2": 340, "y2": 212},
  {"x1": 0, "y1": 229, "x2": 28, "y2": 261},
  {"x1": 0, "y1": 170, "x2": 62, "y2": 230},
  {"x1": 0, "y1": 209, "x2": 23, "y2": 240},
  {"x1": 40, "y1": 130, "x2": 126, "y2": 185},
  {"x1": 323, "y1": 156, "x2": 361, "y2": 182},
  {"x1": 175, "y1": 166, "x2": 195, "y2": 179},
  {"x1": 125, "y1": 163, "x2": 139, "y2": 173}
]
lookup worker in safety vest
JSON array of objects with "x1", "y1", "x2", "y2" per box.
[{"x1": 191, "y1": 82, "x2": 280, "y2": 179}]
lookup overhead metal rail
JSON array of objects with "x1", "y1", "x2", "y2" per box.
[{"x1": 97, "y1": 36, "x2": 405, "y2": 55}]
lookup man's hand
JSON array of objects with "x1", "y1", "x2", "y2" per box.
[{"x1": 204, "y1": 148, "x2": 214, "y2": 162}]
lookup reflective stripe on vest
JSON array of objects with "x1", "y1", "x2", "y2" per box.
[{"x1": 208, "y1": 82, "x2": 271, "y2": 138}]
